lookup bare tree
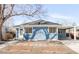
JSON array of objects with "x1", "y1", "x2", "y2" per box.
[
  {"x1": 2, "y1": 17, "x2": 14, "y2": 34},
  {"x1": 0, "y1": 4, "x2": 44, "y2": 40}
]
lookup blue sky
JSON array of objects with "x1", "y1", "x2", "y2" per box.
[{"x1": 13, "y1": 4, "x2": 79, "y2": 26}]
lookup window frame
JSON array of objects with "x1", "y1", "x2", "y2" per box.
[
  {"x1": 25, "y1": 27, "x2": 32, "y2": 33},
  {"x1": 49, "y1": 27, "x2": 56, "y2": 33}
]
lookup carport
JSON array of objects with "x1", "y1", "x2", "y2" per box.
[{"x1": 58, "y1": 26, "x2": 77, "y2": 40}]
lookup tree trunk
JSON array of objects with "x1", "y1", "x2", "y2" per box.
[
  {"x1": 0, "y1": 25, "x2": 2, "y2": 40},
  {"x1": 0, "y1": 4, "x2": 3, "y2": 41},
  {"x1": 0, "y1": 18, "x2": 3, "y2": 40}
]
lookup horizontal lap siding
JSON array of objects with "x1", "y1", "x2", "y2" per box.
[
  {"x1": 49, "y1": 33, "x2": 58, "y2": 40},
  {"x1": 23, "y1": 27, "x2": 58, "y2": 40},
  {"x1": 31, "y1": 27, "x2": 48, "y2": 41}
]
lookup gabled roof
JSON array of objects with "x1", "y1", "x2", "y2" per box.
[
  {"x1": 22, "y1": 20, "x2": 60, "y2": 25},
  {"x1": 14, "y1": 20, "x2": 61, "y2": 27}
]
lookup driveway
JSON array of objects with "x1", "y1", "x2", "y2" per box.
[{"x1": 61, "y1": 40, "x2": 79, "y2": 53}]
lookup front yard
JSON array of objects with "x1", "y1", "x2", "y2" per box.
[{"x1": 0, "y1": 41, "x2": 77, "y2": 54}]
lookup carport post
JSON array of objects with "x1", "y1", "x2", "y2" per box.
[
  {"x1": 56, "y1": 27, "x2": 58, "y2": 40},
  {"x1": 74, "y1": 26, "x2": 76, "y2": 40}
]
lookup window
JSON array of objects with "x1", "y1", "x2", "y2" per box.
[
  {"x1": 25, "y1": 27, "x2": 32, "y2": 33},
  {"x1": 49, "y1": 27, "x2": 56, "y2": 33},
  {"x1": 49, "y1": 27, "x2": 52, "y2": 33},
  {"x1": 25, "y1": 28, "x2": 28, "y2": 33}
]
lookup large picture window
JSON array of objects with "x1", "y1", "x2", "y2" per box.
[
  {"x1": 49, "y1": 27, "x2": 56, "y2": 33},
  {"x1": 25, "y1": 27, "x2": 32, "y2": 33}
]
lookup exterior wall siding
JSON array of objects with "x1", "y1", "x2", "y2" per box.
[
  {"x1": 49, "y1": 33, "x2": 58, "y2": 40},
  {"x1": 58, "y1": 29, "x2": 66, "y2": 40},
  {"x1": 16, "y1": 27, "x2": 67, "y2": 40},
  {"x1": 23, "y1": 27, "x2": 58, "y2": 41},
  {"x1": 58, "y1": 33, "x2": 66, "y2": 40}
]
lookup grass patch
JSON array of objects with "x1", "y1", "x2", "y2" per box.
[{"x1": 48, "y1": 41, "x2": 63, "y2": 45}]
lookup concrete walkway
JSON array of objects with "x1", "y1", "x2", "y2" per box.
[
  {"x1": 0, "y1": 40, "x2": 18, "y2": 49},
  {"x1": 61, "y1": 40, "x2": 79, "y2": 53}
]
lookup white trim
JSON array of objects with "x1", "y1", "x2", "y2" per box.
[
  {"x1": 48, "y1": 27, "x2": 49, "y2": 33},
  {"x1": 14, "y1": 25, "x2": 74, "y2": 29},
  {"x1": 32, "y1": 27, "x2": 33, "y2": 34},
  {"x1": 22, "y1": 28, "x2": 24, "y2": 34},
  {"x1": 18, "y1": 27, "x2": 21, "y2": 39},
  {"x1": 15, "y1": 27, "x2": 20, "y2": 39},
  {"x1": 15, "y1": 28, "x2": 18, "y2": 39},
  {"x1": 74, "y1": 26, "x2": 77, "y2": 40},
  {"x1": 56, "y1": 27, "x2": 58, "y2": 40},
  {"x1": 24, "y1": 25, "x2": 61, "y2": 27}
]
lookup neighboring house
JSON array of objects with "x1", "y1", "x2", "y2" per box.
[
  {"x1": 13, "y1": 20, "x2": 77, "y2": 41},
  {"x1": 65, "y1": 27, "x2": 79, "y2": 39},
  {"x1": 75, "y1": 27, "x2": 79, "y2": 39}
]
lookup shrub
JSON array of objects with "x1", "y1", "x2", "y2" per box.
[{"x1": 2, "y1": 32, "x2": 16, "y2": 41}]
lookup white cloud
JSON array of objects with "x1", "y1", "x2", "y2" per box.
[
  {"x1": 50, "y1": 13, "x2": 73, "y2": 20},
  {"x1": 47, "y1": 13, "x2": 77, "y2": 26}
]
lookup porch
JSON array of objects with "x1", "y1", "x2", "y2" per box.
[
  {"x1": 15, "y1": 25, "x2": 59, "y2": 41},
  {"x1": 15, "y1": 25, "x2": 77, "y2": 41}
]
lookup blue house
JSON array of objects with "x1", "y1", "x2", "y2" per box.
[{"x1": 14, "y1": 20, "x2": 75, "y2": 41}]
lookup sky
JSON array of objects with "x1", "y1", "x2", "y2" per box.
[{"x1": 12, "y1": 4, "x2": 79, "y2": 26}]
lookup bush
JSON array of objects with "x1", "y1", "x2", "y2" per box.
[
  {"x1": 2, "y1": 32, "x2": 16, "y2": 41},
  {"x1": 70, "y1": 33, "x2": 74, "y2": 39}
]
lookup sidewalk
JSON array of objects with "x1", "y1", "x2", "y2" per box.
[
  {"x1": 0, "y1": 40, "x2": 18, "y2": 49},
  {"x1": 61, "y1": 40, "x2": 79, "y2": 53}
]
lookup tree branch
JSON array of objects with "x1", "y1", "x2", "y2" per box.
[{"x1": 3, "y1": 4, "x2": 43, "y2": 23}]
